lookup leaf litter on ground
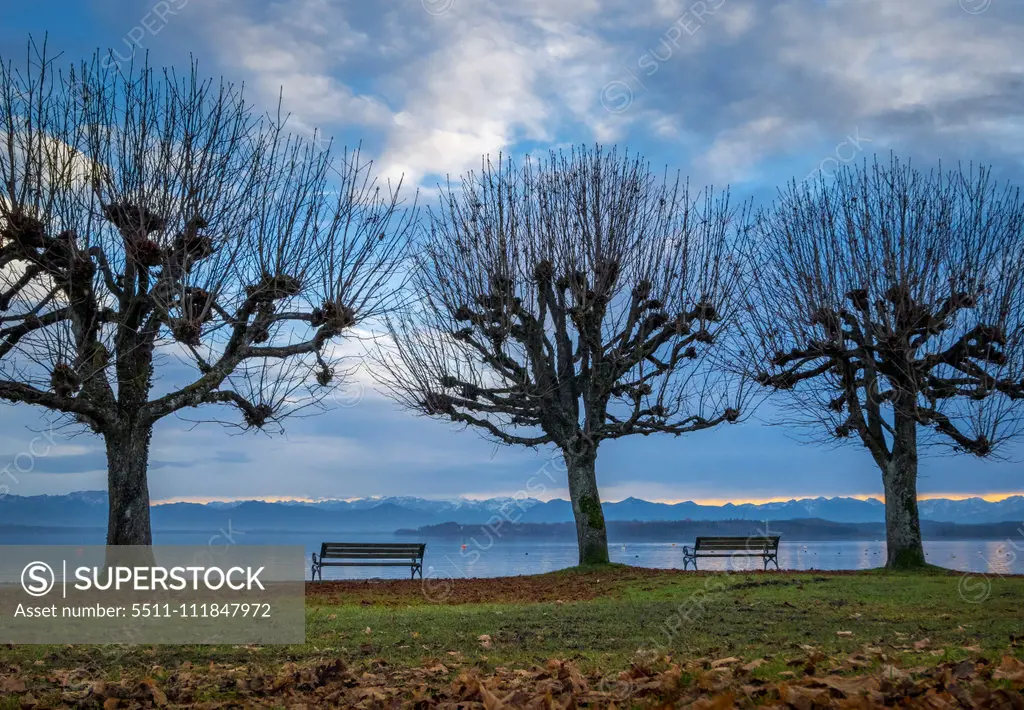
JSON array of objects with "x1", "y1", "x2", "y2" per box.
[{"x1": 2, "y1": 647, "x2": 1023, "y2": 708}]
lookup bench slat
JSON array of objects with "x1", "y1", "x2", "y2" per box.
[
  {"x1": 694, "y1": 540, "x2": 775, "y2": 545},
  {"x1": 321, "y1": 545, "x2": 425, "y2": 550},
  {"x1": 321, "y1": 544, "x2": 424, "y2": 556},
  {"x1": 318, "y1": 561, "x2": 421, "y2": 567},
  {"x1": 321, "y1": 543, "x2": 424, "y2": 549},
  {"x1": 322, "y1": 546, "x2": 424, "y2": 551},
  {"x1": 320, "y1": 553, "x2": 423, "y2": 559},
  {"x1": 693, "y1": 536, "x2": 779, "y2": 551},
  {"x1": 687, "y1": 552, "x2": 770, "y2": 557},
  {"x1": 322, "y1": 551, "x2": 424, "y2": 554}
]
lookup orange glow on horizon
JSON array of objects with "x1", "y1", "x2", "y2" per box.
[
  {"x1": 917, "y1": 492, "x2": 1024, "y2": 503},
  {"x1": 644, "y1": 492, "x2": 1023, "y2": 506},
  {"x1": 150, "y1": 491, "x2": 1024, "y2": 506}
]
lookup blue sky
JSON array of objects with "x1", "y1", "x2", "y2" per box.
[{"x1": 1, "y1": 0, "x2": 1022, "y2": 503}]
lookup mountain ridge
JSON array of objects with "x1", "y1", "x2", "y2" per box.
[{"x1": 0, "y1": 491, "x2": 1021, "y2": 531}]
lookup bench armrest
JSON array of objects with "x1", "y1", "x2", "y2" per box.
[
  {"x1": 311, "y1": 552, "x2": 319, "y2": 565},
  {"x1": 681, "y1": 546, "x2": 693, "y2": 555}
]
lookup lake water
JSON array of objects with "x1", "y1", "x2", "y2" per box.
[{"x1": 3, "y1": 528, "x2": 1022, "y2": 579}]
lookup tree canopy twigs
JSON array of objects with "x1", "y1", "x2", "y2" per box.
[
  {"x1": 743, "y1": 155, "x2": 1024, "y2": 567},
  {"x1": 376, "y1": 145, "x2": 753, "y2": 564},
  {"x1": 0, "y1": 39, "x2": 414, "y2": 544}
]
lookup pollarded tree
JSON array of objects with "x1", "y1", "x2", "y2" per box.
[
  {"x1": 745, "y1": 156, "x2": 1024, "y2": 568},
  {"x1": 378, "y1": 146, "x2": 752, "y2": 565},
  {"x1": 0, "y1": 44, "x2": 412, "y2": 545}
]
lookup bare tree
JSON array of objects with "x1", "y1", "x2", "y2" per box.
[
  {"x1": 377, "y1": 146, "x2": 751, "y2": 565},
  {"x1": 0, "y1": 42, "x2": 412, "y2": 545},
  {"x1": 745, "y1": 156, "x2": 1024, "y2": 568}
]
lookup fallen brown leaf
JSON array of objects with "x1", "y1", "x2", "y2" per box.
[
  {"x1": 0, "y1": 677, "x2": 25, "y2": 692},
  {"x1": 993, "y1": 655, "x2": 1024, "y2": 685},
  {"x1": 879, "y1": 664, "x2": 910, "y2": 682},
  {"x1": 478, "y1": 680, "x2": 505, "y2": 710},
  {"x1": 778, "y1": 682, "x2": 830, "y2": 710},
  {"x1": 711, "y1": 656, "x2": 741, "y2": 668},
  {"x1": 814, "y1": 673, "x2": 877, "y2": 698},
  {"x1": 688, "y1": 691, "x2": 736, "y2": 709}
]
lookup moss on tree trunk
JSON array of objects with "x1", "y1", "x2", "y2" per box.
[
  {"x1": 882, "y1": 410, "x2": 926, "y2": 569},
  {"x1": 565, "y1": 448, "x2": 609, "y2": 565}
]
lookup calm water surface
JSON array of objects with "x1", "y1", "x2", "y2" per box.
[{"x1": 3, "y1": 529, "x2": 1021, "y2": 580}]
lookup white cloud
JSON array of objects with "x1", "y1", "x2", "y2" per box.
[
  {"x1": 375, "y1": 9, "x2": 553, "y2": 186},
  {"x1": 187, "y1": 0, "x2": 393, "y2": 130},
  {"x1": 695, "y1": 115, "x2": 806, "y2": 184}
]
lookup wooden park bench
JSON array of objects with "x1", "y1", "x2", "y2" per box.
[
  {"x1": 682, "y1": 536, "x2": 780, "y2": 571},
  {"x1": 311, "y1": 542, "x2": 426, "y2": 581}
]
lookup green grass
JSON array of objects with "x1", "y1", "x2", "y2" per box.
[
  {"x1": 317, "y1": 571, "x2": 1019, "y2": 669},
  {"x1": 5, "y1": 566, "x2": 1022, "y2": 675}
]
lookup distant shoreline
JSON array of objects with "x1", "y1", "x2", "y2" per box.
[
  {"x1": 395, "y1": 518, "x2": 1024, "y2": 542},
  {"x1": 2, "y1": 517, "x2": 1020, "y2": 543}
]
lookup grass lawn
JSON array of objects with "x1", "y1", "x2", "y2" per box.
[{"x1": 1, "y1": 565, "x2": 1022, "y2": 707}]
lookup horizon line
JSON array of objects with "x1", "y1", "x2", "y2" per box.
[{"x1": 137, "y1": 491, "x2": 1024, "y2": 506}]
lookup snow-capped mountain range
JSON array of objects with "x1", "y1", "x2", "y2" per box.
[{"x1": 0, "y1": 492, "x2": 1021, "y2": 532}]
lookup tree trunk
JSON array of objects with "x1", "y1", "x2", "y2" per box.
[
  {"x1": 563, "y1": 446, "x2": 609, "y2": 565},
  {"x1": 104, "y1": 424, "x2": 154, "y2": 546},
  {"x1": 882, "y1": 408, "x2": 926, "y2": 569}
]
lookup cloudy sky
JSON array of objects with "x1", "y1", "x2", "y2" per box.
[{"x1": 1, "y1": 0, "x2": 1022, "y2": 504}]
